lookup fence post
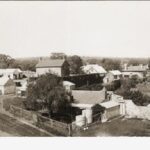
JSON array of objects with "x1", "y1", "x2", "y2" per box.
[
  {"x1": 21, "y1": 107, "x2": 23, "y2": 118},
  {"x1": 68, "y1": 124, "x2": 72, "y2": 137}
]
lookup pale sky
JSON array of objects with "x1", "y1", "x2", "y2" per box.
[{"x1": 0, "y1": 1, "x2": 150, "y2": 58}]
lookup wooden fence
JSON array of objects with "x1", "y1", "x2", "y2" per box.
[
  {"x1": 9, "y1": 105, "x2": 72, "y2": 136},
  {"x1": 37, "y1": 114, "x2": 72, "y2": 136},
  {"x1": 9, "y1": 105, "x2": 37, "y2": 124}
]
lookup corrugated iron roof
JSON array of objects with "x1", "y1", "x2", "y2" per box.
[
  {"x1": 81, "y1": 64, "x2": 107, "y2": 74},
  {"x1": 109, "y1": 70, "x2": 122, "y2": 75},
  {"x1": 72, "y1": 89, "x2": 106, "y2": 104},
  {"x1": 0, "y1": 68, "x2": 22, "y2": 74},
  {"x1": 63, "y1": 81, "x2": 75, "y2": 86},
  {"x1": 36, "y1": 59, "x2": 65, "y2": 68},
  {"x1": 0, "y1": 76, "x2": 10, "y2": 86},
  {"x1": 100, "y1": 101, "x2": 119, "y2": 109},
  {"x1": 123, "y1": 64, "x2": 149, "y2": 72}
]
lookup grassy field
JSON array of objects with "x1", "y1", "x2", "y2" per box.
[{"x1": 74, "y1": 117, "x2": 150, "y2": 137}]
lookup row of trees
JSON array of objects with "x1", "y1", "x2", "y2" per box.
[
  {"x1": 0, "y1": 53, "x2": 84, "y2": 74},
  {"x1": 85, "y1": 57, "x2": 122, "y2": 71},
  {"x1": 0, "y1": 54, "x2": 38, "y2": 71},
  {"x1": 50, "y1": 53, "x2": 84, "y2": 74},
  {"x1": 1, "y1": 53, "x2": 150, "y2": 73}
]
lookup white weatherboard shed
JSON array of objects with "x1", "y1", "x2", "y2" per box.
[
  {"x1": 100, "y1": 101, "x2": 120, "y2": 122},
  {"x1": 0, "y1": 77, "x2": 16, "y2": 95},
  {"x1": 103, "y1": 70, "x2": 122, "y2": 84},
  {"x1": 71, "y1": 88, "x2": 106, "y2": 126},
  {"x1": 63, "y1": 81, "x2": 75, "y2": 92}
]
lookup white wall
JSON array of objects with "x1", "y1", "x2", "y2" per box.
[
  {"x1": 36, "y1": 67, "x2": 62, "y2": 76},
  {"x1": 0, "y1": 86, "x2": 4, "y2": 95}
]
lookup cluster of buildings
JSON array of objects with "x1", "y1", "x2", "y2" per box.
[
  {"x1": 0, "y1": 68, "x2": 37, "y2": 96},
  {"x1": 36, "y1": 58, "x2": 150, "y2": 84},
  {"x1": 35, "y1": 58, "x2": 150, "y2": 126},
  {"x1": 0, "y1": 56, "x2": 150, "y2": 127},
  {"x1": 103, "y1": 64, "x2": 149, "y2": 84}
]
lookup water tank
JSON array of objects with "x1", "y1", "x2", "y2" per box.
[
  {"x1": 85, "y1": 109, "x2": 93, "y2": 124},
  {"x1": 75, "y1": 115, "x2": 85, "y2": 127},
  {"x1": 82, "y1": 110, "x2": 86, "y2": 117}
]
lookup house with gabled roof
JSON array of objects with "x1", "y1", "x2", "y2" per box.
[
  {"x1": 122, "y1": 64, "x2": 149, "y2": 72},
  {"x1": 121, "y1": 64, "x2": 149, "y2": 79},
  {"x1": 36, "y1": 59, "x2": 70, "y2": 77},
  {"x1": 103, "y1": 70, "x2": 122, "y2": 84},
  {"x1": 0, "y1": 68, "x2": 23, "y2": 79},
  {"x1": 81, "y1": 64, "x2": 107, "y2": 76}
]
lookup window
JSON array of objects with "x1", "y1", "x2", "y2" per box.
[{"x1": 114, "y1": 75, "x2": 117, "y2": 79}]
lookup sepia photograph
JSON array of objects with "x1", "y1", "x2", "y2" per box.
[{"x1": 0, "y1": 1, "x2": 150, "y2": 139}]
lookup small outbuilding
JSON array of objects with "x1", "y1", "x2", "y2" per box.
[
  {"x1": 0, "y1": 77, "x2": 16, "y2": 95},
  {"x1": 100, "y1": 101, "x2": 120, "y2": 122},
  {"x1": 63, "y1": 81, "x2": 75, "y2": 92},
  {"x1": 103, "y1": 70, "x2": 122, "y2": 84},
  {"x1": 71, "y1": 88, "x2": 107, "y2": 126}
]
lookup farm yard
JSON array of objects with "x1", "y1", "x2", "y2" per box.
[{"x1": 74, "y1": 117, "x2": 150, "y2": 137}]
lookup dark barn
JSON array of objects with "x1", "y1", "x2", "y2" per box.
[{"x1": 63, "y1": 74, "x2": 105, "y2": 87}]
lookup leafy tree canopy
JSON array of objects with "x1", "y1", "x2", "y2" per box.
[
  {"x1": 67, "y1": 55, "x2": 83, "y2": 74},
  {"x1": 25, "y1": 73, "x2": 72, "y2": 116},
  {"x1": 50, "y1": 52, "x2": 67, "y2": 60},
  {"x1": 12, "y1": 59, "x2": 38, "y2": 71},
  {"x1": 0, "y1": 54, "x2": 15, "y2": 68}
]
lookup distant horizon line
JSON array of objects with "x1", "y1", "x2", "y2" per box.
[
  {"x1": 14, "y1": 55, "x2": 150, "y2": 60},
  {"x1": 0, "y1": 52, "x2": 150, "y2": 59}
]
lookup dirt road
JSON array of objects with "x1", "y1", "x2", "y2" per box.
[{"x1": 0, "y1": 113, "x2": 52, "y2": 137}]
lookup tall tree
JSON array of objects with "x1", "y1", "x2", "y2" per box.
[
  {"x1": 67, "y1": 55, "x2": 83, "y2": 74},
  {"x1": 0, "y1": 54, "x2": 15, "y2": 68},
  {"x1": 12, "y1": 59, "x2": 38, "y2": 71},
  {"x1": 50, "y1": 52, "x2": 67, "y2": 59},
  {"x1": 25, "y1": 73, "x2": 72, "y2": 116},
  {"x1": 101, "y1": 59, "x2": 121, "y2": 71}
]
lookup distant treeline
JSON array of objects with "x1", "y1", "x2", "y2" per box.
[
  {"x1": 0, "y1": 53, "x2": 150, "y2": 72},
  {"x1": 82, "y1": 57, "x2": 150, "y2": 71}
]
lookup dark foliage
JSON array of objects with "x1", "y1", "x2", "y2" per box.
[
  {"x1": 116, "y1": 78, "x2": 150, "y2": 106},
  {"x1": 63, "y1": 74, "x2": 104, "y2": 87},
  {"x1": 25, "y1": 73, "x2": 72, "y2": 118},
  {"x1": 92, "y1": 104, "x2": 105, "y2": 122},
  {"x1": 0, "y1": 54, "x2": 15, "y2": 68},
  {"x1": 75, "y1": 83, "x2": 103, "y2": 91},
  {"x1": 67, "y1": 55, "x2": 83, "y2": 74},
  {"x1": 50, "y1": 52, "x2": 67, "y2": 60},
  {"x1": 105, "y1": 80, "x2": 121, "y2": 91},
  {"x1": 12, "y1": 59, "x2": 38, "y2": 71}
]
